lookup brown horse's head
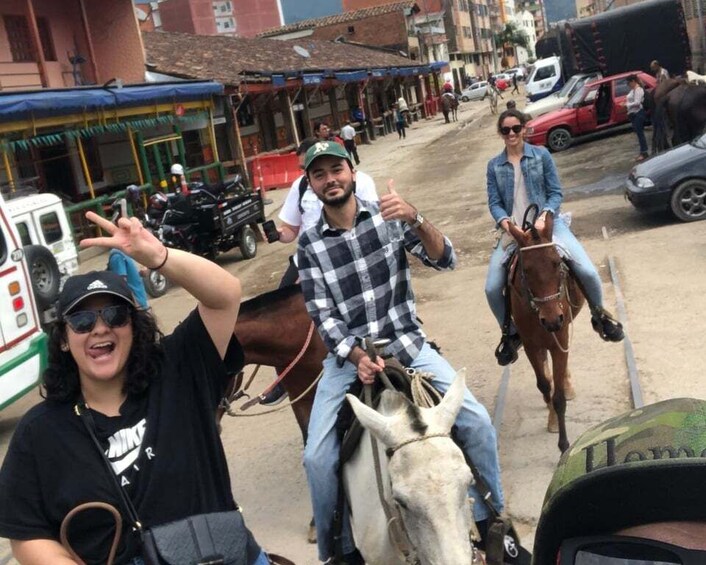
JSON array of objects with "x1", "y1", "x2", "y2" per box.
[{"x1": 508, "y1": 214, "x2": 567, "y2": 332}]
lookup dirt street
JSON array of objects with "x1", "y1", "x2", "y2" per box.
[{"x1": 1, "y1": 93, "x2": 705, "y2": 564}]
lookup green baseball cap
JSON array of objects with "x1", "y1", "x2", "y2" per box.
[
  {"x1": 303, "y1": 140, "x2": 351, "y2": 171},
  {"x1": 533, "y1": 398, "x2": 706, "y2": 564}
]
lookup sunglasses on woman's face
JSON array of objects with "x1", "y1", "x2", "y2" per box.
[
  {"x1": 64, "y1": 305, "x2": 132, "y2": 334},
  {"x1": 500, "y1": 124, "x2": 524, "y2": 136},
  {"x1": 559, "y1": 535, "x2": 706, "y2": 565}
]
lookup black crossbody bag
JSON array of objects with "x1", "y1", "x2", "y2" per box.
[{"x1": 75, "y1": 401, "x2": 253, "y2": 565}]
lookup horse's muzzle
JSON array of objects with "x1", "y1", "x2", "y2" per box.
[{"x1": 540, "y1": 314, "x2": 564, "y2": 332}]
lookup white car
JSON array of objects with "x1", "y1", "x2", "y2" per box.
[
  {"x1": 460, "y1": 81, "x2": 489, "y2": 102},
  {"x1": 524, "y1": 72, "x2": 602, "y2": 119},
  {"x1": 506, "y1": 67, "x2": 526, "y2": 80}
]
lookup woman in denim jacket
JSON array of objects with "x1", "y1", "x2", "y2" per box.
[{"x1": 485, "y1": 109, "x2": 624, "y2": 365}]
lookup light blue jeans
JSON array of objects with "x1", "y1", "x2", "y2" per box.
[
  {"x1": 303, "y1": 342, "x2": 504, "y2": 561},
  {"x1": 485, "y1": 217, "x2": 603, "y2": 330}
]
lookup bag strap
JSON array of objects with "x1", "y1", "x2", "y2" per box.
[
  {"x1": 74, "y1": 401, "x2": 144, "y2": 533},
  {"x1": 297, "y1": 176, "x2": 309, "y2": 214}
]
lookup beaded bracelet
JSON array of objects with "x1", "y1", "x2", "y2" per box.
[{"x1": 150, "y1": 247, "x2": 169, "y2": 270}]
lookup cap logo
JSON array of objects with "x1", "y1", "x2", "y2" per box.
[
  {"x1": 87, "y1": 280, "x2": 108, "y2": 290},
  {"x1": 313, "y1": 141, "x2": 330, "y2": 154}
]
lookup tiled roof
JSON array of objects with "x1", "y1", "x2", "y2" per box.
[
  {"x1": 143, "y1": 31, "x2": 420, "y2": 86},
  {"x1": 257, "y1": 1, "x2": 417, "y2": 38}
]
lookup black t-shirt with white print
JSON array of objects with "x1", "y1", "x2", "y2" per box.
[{"x1": 0, "y1": 309, "x2": 260, "y2": 564}]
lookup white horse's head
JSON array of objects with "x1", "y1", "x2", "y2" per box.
[{"x1": 346, "y1": 371, "x2": 475, "y2": 564}]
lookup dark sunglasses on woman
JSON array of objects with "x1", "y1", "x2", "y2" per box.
[
  {"x1": 560, "y1": 535, "x2": 706, "y2": 565},
  {"x1": 64, "y1": 305, "x2": 132, "y2": 334},
  {"x1": 500, "y1": 124, "x2": 524, "y2": 135}
]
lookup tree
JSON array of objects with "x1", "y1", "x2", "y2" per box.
[{"x1": 493, "y1": 22, "x2": 530, "y2": 68}]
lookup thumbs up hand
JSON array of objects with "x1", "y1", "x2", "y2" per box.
[{"x1": 380, "y1": 179, "x2": 416, "y2": 224}]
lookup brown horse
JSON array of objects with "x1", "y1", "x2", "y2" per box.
[
  {"x1": 649, "y1": 77, "x2": 706, "y2": 153},
  {"x1": 230, "y1": 285, "x2": 327, "y2": 442},
  {"x1": 441, "y1": 93, "x2": 459, "y2": 123},
  {"x1": 506, "y1": 211, "x2": 585, "y2": 453}
]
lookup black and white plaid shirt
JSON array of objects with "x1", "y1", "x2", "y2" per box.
[{"x1": 297, "y1": 198, "x2": 456, "y2": 367}]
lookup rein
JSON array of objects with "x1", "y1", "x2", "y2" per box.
[{"x1": 220, "y1": 321, "x2": 321, "y2": 417}]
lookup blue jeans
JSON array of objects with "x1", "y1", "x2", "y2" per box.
[
  {"x1": 303, "y1": 342, "x2": 504, "y2": 561},
  {"x1": 130, "y1": 550, "x2": 269, "y2": 564},
  {"x1": 485, "y1": 217, "x2": 604, "y2": 331},
  {"x1": 629, "y1": 110, "x2": 648, "y2": 155}
]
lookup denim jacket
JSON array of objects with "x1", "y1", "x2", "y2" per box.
[{"x1": 486, "y1": 142, "x2": 563, "y2": 226}]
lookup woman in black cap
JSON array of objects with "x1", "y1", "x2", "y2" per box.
[{"x1": 0, "y1": 211, "x2": 269, "y2": 564}]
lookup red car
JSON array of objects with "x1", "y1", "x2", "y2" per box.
[{"x1": 525, "y1": 71, "x2": 656, "y2": 152}]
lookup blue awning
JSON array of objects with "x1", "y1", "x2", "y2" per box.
[
  {"x1": 0, "y1": 81, "x2": 223, "y2": 122},
  {"x1": 272, "y1": 74, "x2": 286, "y2": 87},
  {"x1": 303, "y1": 74, "x2": 324, "y2": 85},
  {"x1": 429, "y1": 61, "x2": 448, "y2": 71},
  {"x1": 334, "y1": 71, "x2": 368, "y2": 82}
]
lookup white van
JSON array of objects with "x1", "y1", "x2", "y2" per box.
[
  {"x1": 6, "y1": 193, "x2": 78, "y2": 279},
  {"x1": 525, "y1": 71, "x2": 603, "y2": 119},
  {"x1": 0, "y1": 192, "x2": 59, "y2": 410},
  {"x1": 525, "y1": 56, "x2": 564, "y2": 102}
]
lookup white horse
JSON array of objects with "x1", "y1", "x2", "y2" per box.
[{"x1": 344, "y1": 372, "x2": 475, "y2": 565}]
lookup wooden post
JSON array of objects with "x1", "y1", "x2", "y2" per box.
[
  {"x1": 356, "y1": 83, "x2": 370, "y2": 144},
  {"x1": 229, "y1": 96, "x2": 250, "y2": 185},
  {"x1": 24, "y1": 0, "x2": 48, "y2": 87},
  {"x1": 207, "y1": 106, "x2": 220, "y2": 163},
  {"x1": 328, "y1": 86, "x2": 341, "y2": 130},
  {"x1": 76, "y1": 136, "x2": 95, "y2": 199},
  {"x1": 2, "y1": 148, "x2": 16, "y2": 192},
  {"x1": 134, "y1": 131, "x2": 152, "y2": 188},
  {"x1": 302, "y1": 88, "x2": 313, "y2": 138},
  {"x1": 279, "y1": 90, "x2": 300, "y2": 148},
  {"x1": 126, "y1": 127, "x2": 144, "y2": 186},
  {"x1": 364, "y1": 83, "x2": 376, "y2": 141}
]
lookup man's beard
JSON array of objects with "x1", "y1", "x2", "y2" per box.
[{"x1": 322, "y1": 180, "x2": 356, "y2": 208}]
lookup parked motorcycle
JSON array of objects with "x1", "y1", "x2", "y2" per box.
[{"x1": 145, "y1": 175, "x2": 266, "y2": 260}]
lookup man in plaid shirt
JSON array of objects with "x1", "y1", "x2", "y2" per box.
[{"x1": 298, "y1": 141, "x2": 504, "y2": 564}]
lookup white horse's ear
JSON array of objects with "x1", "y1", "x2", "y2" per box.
[
  {"x1": 346, "y1": 393, "x2": 396, "y2": 446},
  {"x1": 429, "y1": 370, "x2": 466, "y2": 432}
]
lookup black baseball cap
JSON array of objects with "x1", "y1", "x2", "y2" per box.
[{"x1": 58, "y1": 271, "x2": 138, "y2": 318}]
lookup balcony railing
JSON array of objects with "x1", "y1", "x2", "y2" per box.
[{"x1": 0, "y1": 62, "x2": 42, "y2": 91}]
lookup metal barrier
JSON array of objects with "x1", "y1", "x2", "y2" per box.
[{"x1": 64, "y1": 183, "x2": 154, "y2": 242}]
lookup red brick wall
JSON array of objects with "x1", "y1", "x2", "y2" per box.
[
  {"x1": 160, "y1": 0, "x2": 218, "y2": 34},
  {"x1": 308, "y1": 11, "x2": 408, "y2": 53},
  {"x1": 84, "y1": 0, "x2": 144, "y2": 84},
  {"x1": 232, "y1": 0, "x2": 281, "y2": 38}
]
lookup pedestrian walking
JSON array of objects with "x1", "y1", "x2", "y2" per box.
[
  {"x1": 511, "y1": 73, "x2": 520, "y2": 94},
  {"x1": 340, "y1": 120, "x2": 360, "y2": 165},
  {"x1": 624, "y1": 74, "x2": 649, "y2": 161},
  {"x1": 394, "y1": 103, "x2": 407, "y2": 139}
]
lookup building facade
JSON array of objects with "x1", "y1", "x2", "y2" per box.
[
  {"x1": 1, "y1": 0, "x2": 224, "y2": 228},
  {"x1": 258, "y1": 2, "x2": 428, "y2": 63},
  {"x1": 135, "y1": 0, "x2": 283, "y2": 37}
]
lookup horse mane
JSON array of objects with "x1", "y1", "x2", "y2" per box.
[
  {"x1": 239, "y1": 284, "x2": 302, "y2": 317},
  {"x1": 405, "y1": 403, "x2": 428, "y2": 435}
]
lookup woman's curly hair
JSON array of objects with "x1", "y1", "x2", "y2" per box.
[{"x1": 41, "y1": 307, "x2": 164, "y2": 403}]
